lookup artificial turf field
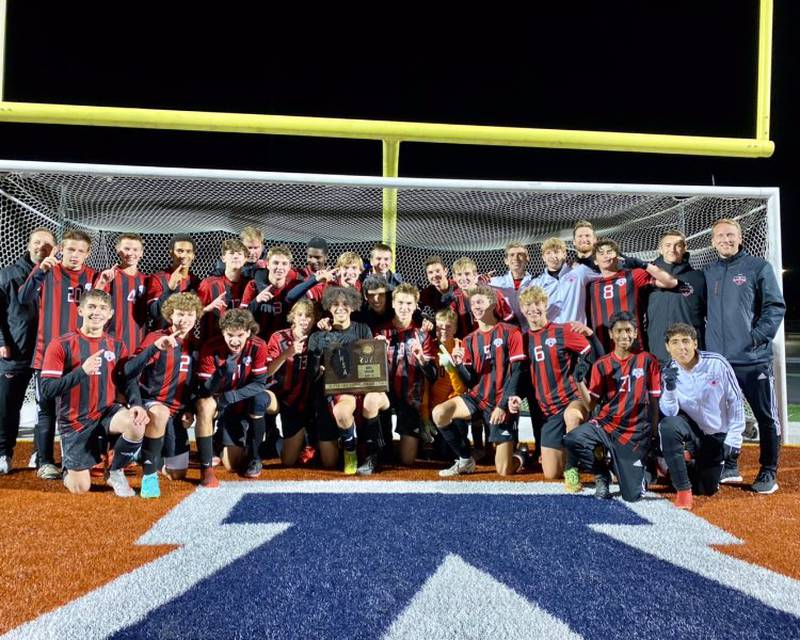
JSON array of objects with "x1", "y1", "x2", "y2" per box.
[{"x1": 1, "y1": 442, "x2": 799, "y2": 639}]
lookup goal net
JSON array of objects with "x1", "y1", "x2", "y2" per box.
[{"x1": 0, "y1": 160, "x2": 787, "y2": 438}]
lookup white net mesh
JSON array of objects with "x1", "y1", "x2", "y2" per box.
[{"x1": 0, "y1": 163, "x2": 777, "y2": 412}]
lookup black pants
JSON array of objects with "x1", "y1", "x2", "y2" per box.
[
  {"x1": 0, "y1": 367, "x2": 34, "y2": 457},
  {"x1": 564, "y1": 422, "x2": 649, "y2": 502},
  {"x1": 658, "y1": 414, "x2": 725, "y2": 495},
  {"x1": 734, "y1": 362, "x2": 780, "y2": 472},
  {"x1": 33, "y1": 370, "x2": 58, "y2": 466}
]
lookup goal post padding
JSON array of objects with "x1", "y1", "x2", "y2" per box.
[{"x1": 0, "y1": 161, "x2": 787, "y2": 440}]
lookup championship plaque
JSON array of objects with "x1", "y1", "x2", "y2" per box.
[{"x1": 323, "y1": 339, "x2": 389, "y2": 395}]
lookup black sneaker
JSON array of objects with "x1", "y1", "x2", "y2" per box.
[
  {"x1": 356, "y1": 454, "x2": 378, "y2": 476},
  {"x1": 594, "y1": 472, "x2": 612, "y2": 499},
  {"x1": 751, "y1": 468, "x2": 778, "y2": 494},
  {"x1": 245, "y1": 458, "x2": 263, "y2": 478},
  {"x1": 719, "y1": 462, "x2": 743, "y2": 484}
]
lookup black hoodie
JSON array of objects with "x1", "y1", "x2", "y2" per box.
[
  {"x1": 0, "y1": 254, "x2": 38, "y2": 369},
  {"x1": 645, "y1": 254, "x2": 707, "y2": 362}
]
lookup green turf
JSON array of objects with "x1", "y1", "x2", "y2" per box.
[{"x1": 789, "y1": 404, "x2": 800, "y2": 422}]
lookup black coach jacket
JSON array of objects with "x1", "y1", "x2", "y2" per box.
[{"x1": 0, "y1": 254, "x2": 38, "y2": 371}]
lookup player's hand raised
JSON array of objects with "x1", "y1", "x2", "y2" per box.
[
  {"x1": 317, "y1": 317, "x2": 332, "y2": 331},
  {"x1": 288, "y1": 334, "x2": 307, "y2": 356},
  {"x1": 154, "y1": 333, "x2": 179, "y2": 351},
  {"x1": 568, "y1": 320, "x2": 594, "y2": 337},
  {"x1": 315, "y1": 268, "x2": 335, "y2": 284},
  {"x1": 206, "y1": 292, "x2": 228, "y2": 313},
  {"x1": 39, "y1": 244, "x2": 60, "y2": 272},
  {"x1": 451, "y1": 338, "x2": 465, "y2": 365},
  {"x1": 96, "y1": 265, "x2": 118, "y2": 289},
  {"x1": 662, "y1": 365, "x2": 679, "y2": 391},
  {"x1": 167, "y1": 265, "x2": 188, "y2": 290},
  {"x1": 255, "y1": 285, "x2": 275, "y2": 303},
  {"x1": 421, "y1": 318, "x2": 434, "y2": 333},
  {"x1": 81, "y1": 349, "x2": 105, "y2": 375}
]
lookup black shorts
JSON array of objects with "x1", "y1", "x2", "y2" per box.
[
  {"x1": 217, "y1": 408, "x2": 250, "y2": 448},
  {"x1": 540, "y1": 409, "x2": 567, "y2": 450},
  {"x1": 460, "y1": 394, "x2": 518, "y2": 444},
  {"x1": 393, "y1": 401, "x2": 423, "y2": 439},
  {"x1": 163, "y1": 414, "x2": 190, "y2": 458},
  {"x1": 60, "y1": 404, "x2": 124, "y2": 471},
  {"x1": 279, "y1": 402, "x2": 310, "y2": 440},
  {"x1": 318, "y1": 394, "x2": 364, "y2": 442}
]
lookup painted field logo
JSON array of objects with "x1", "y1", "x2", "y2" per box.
[{"x1": 4, "y1": 482, "x2": 800, "y2": 640}]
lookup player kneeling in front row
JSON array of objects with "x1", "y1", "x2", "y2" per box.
[
  {"x1": 432, "y1": 286, "x2": 525, "y2": 477},
  {"x1": 308, "y1": 286, "x2": 391, "y2": 474},
  {"x1": 563, "y1": 311, "x2": 661, "y2": 501},
  {"x1": 40, "y1": 290, "x2": 148, "y2": 497},
  {"x1": 265, "y1": 300, "x2": 317, "y2": 466},
  {"x1": 509, "y1": 286, "x2": 592, "y2": 479},
  {"x1": 195, "y1": 309, "x2": 277, "y2": 487},
  {"x1": 123, "y1": 292, "x2": 204, "y2": 498},
  {"x1": 658, "y1": 323, "x2": 745, "y2": 509}
]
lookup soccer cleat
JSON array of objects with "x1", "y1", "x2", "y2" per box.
[
  {"x1": 245, "y1": 459, "x2": 263, "y2": 479},
  {"x1": 36, "y1": 463, "x2": 61, "y2": 480},
  {"x1": 200, "y1": 467, "x2": 220, "y2": 488},
  {"x1": 439, "y1": 457, "x2": 476, "y2": 477},
  {"x1": 106, "y1": 469, "x2": 135, "y2": 498},
  {"x1": 719, "y1": 464, "x2": 743, "y2": 484},
  {"x1": 299, "y1": 445, "x2": 316, "y2": 465},
  {"x1": 563, "y1": 467, "x2": 581, "y2": 493},
  {"x1": 752, "y1": 468, "x2": 779, "y2": 494},
  {"x1": 140, "y1": 472, "x2": 161, "y2": 499},
  {"x1": 674, "y1": 489, "x2": 693, "y2": 510},
  {"x1": 594, "y1": 472, "x2": 612, "y2": 499},
  {"x1": 343, "y1": 449, "x2": 359, "y2": 475},
  {"x1": 0, "y1": 454, "x2": 12, "y2": 475},
  {"x1": 356, "y1": 454, "x2": 378, "y2": 476}
]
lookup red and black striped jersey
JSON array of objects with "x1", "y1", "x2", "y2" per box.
[
  {"x1": 418, "y1": 280, "x2": 456, "y2": 318},
  {"x1": 589, "y1": 350, "x2": 662, "y2": 451},
  {"x1": 134, "y1": 330, "x2": 196, "y2": 414},
  {"x1": 265, "y1": 328, "x2": 311, "y2": 407},
  {"x1": 373, "y1": 321, "x2": 435, "y2": 409},
  {"x1": 197, "y1": 335, "x2": 269, "y2": 393},
  {"x1": 97, "y1": 270, "x2": 148, "y2": 351},
  {"x1": 587, "y1": 268, "x2": 652, "y2": 352},
  {"x1": 462, "y1": 322, "x2": 525, "y2": 410},
  {"x1": 146, "y1": 269, "x2": 200, "y2": 330},
  {"x1": 197, "y1": 275, "x2": 248, "y2": 341},
  {"x1": 525, "y1": 323, "x2": 591, "y2": 417},
  {"x1": 241, "y1": 276, "x2": 302, "y2": 340},
  {"x1": 306, "y1": 279, "x2": 362, "y2": 303},
  {"x1": 19, "y1": 264, "x2": 97, "y2": 369},
  {"x1": 450, "y1": 288, "x2": 515, "y2": 339},
  {"x1": 40, "y1": 331, "x2": 128, "y2": 434}
]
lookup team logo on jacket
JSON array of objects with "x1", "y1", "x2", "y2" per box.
[
  {"x1": 733, "y1": 274, "x2": 747, "y2": 286},
  {"x1": 545, "y1": 338, "x2": 557, "y2": 348},
  {"x1": 680, "y1": 283, "x2": 694, "y2": 297},
  {"x1": 631, "y1": 367, "x2": 644, "y2": 379},
  {"x1": 616, "y1": 278, "x2": 627, "y2": 287}
]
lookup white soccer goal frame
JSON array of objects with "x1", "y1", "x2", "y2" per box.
[{"x1": 0, "y1": 159, "x2": 788, "y2": 442}]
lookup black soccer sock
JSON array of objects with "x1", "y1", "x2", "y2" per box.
[
  {"x1": 440, "y1": 424, "x2": 471, "y2": 459},
  {"x1": 470, "y1": 417, "x2": 484, "y2": 450},
  {"x1": 141, "y1": 436, "x2": 164, "y2": 476},
  {"x1": 197, "y1": 435, "x2": 214, "y2": 469},
  {"x1": 248, "y1": 416, "x2": 267, "y2": 461},
  {"x1": 363, "y1": 416, "x2": 382, "y2": 456},
  {"x1": 340, "y1": 424, "x2": 357, "y2": 451},
  {"x1": 110, "y1": 436, "x2": 142, "y2": 471}
]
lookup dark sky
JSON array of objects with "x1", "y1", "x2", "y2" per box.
[{"x1": 1, "y1": 2, "x2": 797, "y2": 322}]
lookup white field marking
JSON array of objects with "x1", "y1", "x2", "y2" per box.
[
  {"x1": 4, "y1": 481, "x2": 800, "y2": 639},
  {"x1": 590, "y1": 497, "x2": 800, "y2": 617},
  {"x1": 383, "y1": 554, "x2": 583, "y2": 640}
]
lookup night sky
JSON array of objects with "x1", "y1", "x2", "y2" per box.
[{"x1": 1, "y1": 2, "x2": 797, "y2": 324}]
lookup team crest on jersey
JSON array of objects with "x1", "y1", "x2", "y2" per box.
[
  {"x1": 243, "y1": 356, "x2": 252, "y2": 365},
  {"x1": 545, "y1": 338, "x2": 557, "y2": 348},
  {"x1": 103, "y1": 350, "x2": 116, "y2": 362},
  {"x1": 680, "y1": 283, "x2": 694, "y2": 297},
  {"x1": 493, "y1": 338, "x2": 504, "y2": 347},
  {"x1": 733, "y1": 274, "x2": 747, "y2": 286},
  {"x1": 615, "y1": 277, "x2": 627, "y2": 287},
  {"x1": 631, "y1": 367, "x2": 644, "y2": 379}
]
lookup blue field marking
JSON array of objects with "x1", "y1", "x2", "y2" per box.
[{"x1": 110, "y1": 491, "x2": 800, "y2": 640}]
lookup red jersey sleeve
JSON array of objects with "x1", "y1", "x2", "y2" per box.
[
  {"x1": 495, "y1": 292, "x2": 514, "y2": 322},
  {"x1": 563, "y1": 330, "x2": 592, "y2": 356},
  {"x1": 197, "y1": 279, "x2": 213, "y2": 305},
  {"x1": 197, "y1": 344, "x2": 217, "y2": 379},
  {"x1": 306, "y1": 283, "x2": 324, "y2": 302},
  {"x1": 507, "y1": 327, "x2": 526, "y2": 362},
  {"x1": 632, "y1": 267, "x2": 654, "y2": 289},
  {"x1": 588, "y1": 360, "x2": 606, "y2": 399},
  {"x1": 41, "y1": 341, "x2": 66, "y2": 378},
  {"x1": 251, "y1": 340, "x2": 269, "y2": 375},
  {"x1": 241, "y1": 280, "x2": 258, "y2": 307},
  {"x1": 421, "y1": 331, "x2": 436, "y2": 360},
  {"x1": 647, "y1": 355, "x2": 662, "y2": 396},
  {"x1": 265, "y1": 332, "x2": 283, "y2": 363},
  {"x1": 146, "y1": 274, "x2": 164, "y2": 304}
]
